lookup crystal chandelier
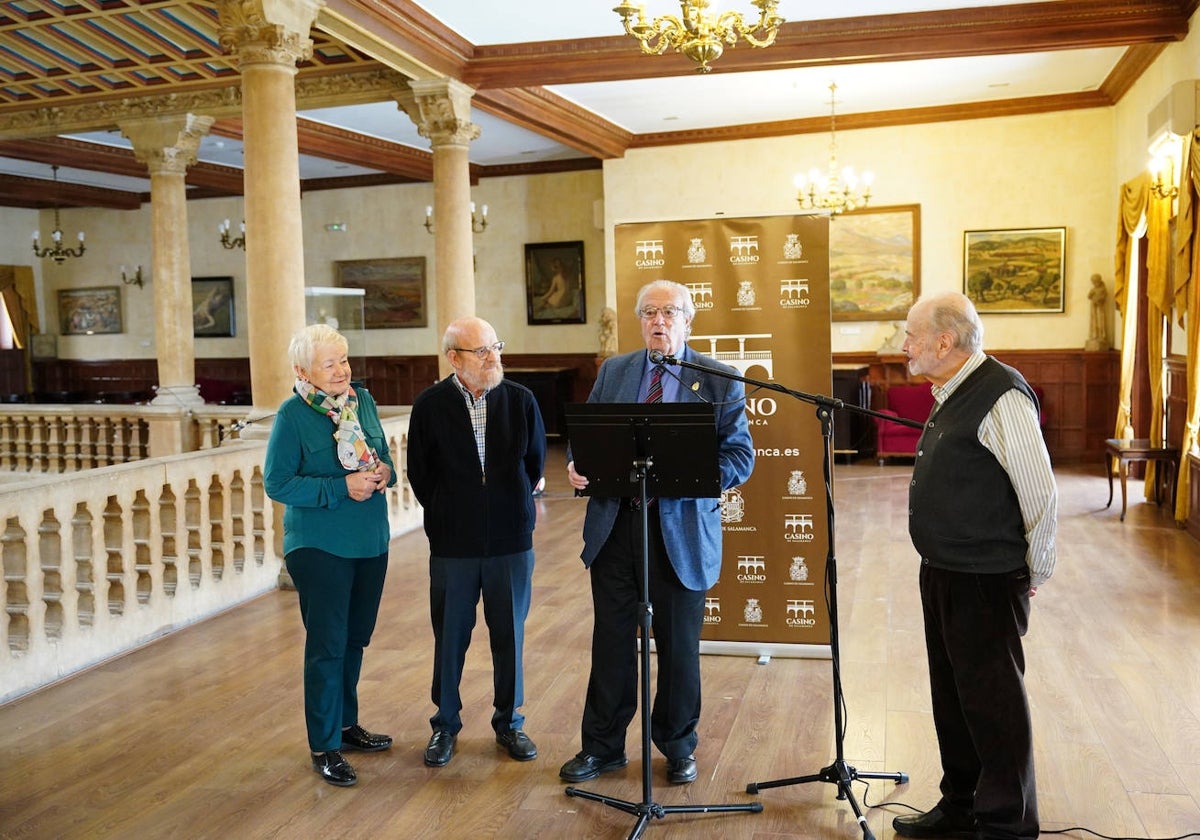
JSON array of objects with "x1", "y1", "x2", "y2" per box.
[
  {"x1": 31, "y1": 165, "x2": 86, "y2": 264},
  {"x1": 795, "y1": 84, "x2": 874, "y2": 216},
  {"x1": 613, "y1": 0, "x2": 784, "y2": 74}
]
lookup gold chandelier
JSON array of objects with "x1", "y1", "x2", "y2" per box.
[
  {"x1": 32, "y1": 165, "x2": 86, "y2": 264},
  {"x1": 613, "y1": 0, "x2": 784, "y2": 74},
  {"x1": 795, "y1": 84, "x2": 874, "y2": 216}
]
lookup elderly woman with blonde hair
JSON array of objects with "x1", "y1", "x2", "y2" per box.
[{"x1": 264, "y1": 323, "x2": 397, "y2": 787}]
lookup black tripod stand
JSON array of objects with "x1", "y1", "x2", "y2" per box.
[
  {"x1": 563, "y1": 403, "x2": 763, "y2": 840},
  {"x1": 643, "y1": 354, "x2": 919, "y2": 840},
  {"x1": 745, "y1": 401, "x2": 912, "y2": 840}
]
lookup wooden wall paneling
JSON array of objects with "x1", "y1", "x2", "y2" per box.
[
  {"x1": 1189, "y1": 454, "x2": 1200, "y2": 542},
  {"x1": 833, "y1": 349, "x2": 1120, "y2": 465},
  {"x1": 29, "y1": 351, "x2": 1119, "y2": 462},
  {"x1": 0, "y1": 348, "x2": 27, "y2": 397},
  {"x1": 1083, "y1": 351, "x2": 1120, "y2": 457},
  {"x1": 1166, "y1": 355, "x2": 1186, "y2": 451}
]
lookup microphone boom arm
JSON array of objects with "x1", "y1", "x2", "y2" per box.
[{"x1": 663, "y1": 353, "x2": 923, "y2": 430}]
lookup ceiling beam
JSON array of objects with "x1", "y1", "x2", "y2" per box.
[
  {"x1": 211, "y1": 117, "x2": 433, "y2": 181},
  {"x1": 629, "y1": 90, "x2": 1115, "y2": 150},
  {"x1": 0, "y1": 173, "x2": 141, "y2": 210},
  {"x1": 318, "y1": 0, "x2": 469, "y2": 80},
  {"x1": 0, "y1": 136, "x2": 244, "y2": 195},
  {"x1": 475, "y1": 88, "x2": 631, "y2": 160},
  {"x1": 460, "y1": 1, "x2": 1190, "y2": 88}
]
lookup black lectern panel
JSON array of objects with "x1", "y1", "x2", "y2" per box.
[{"x1": 564, "y1": 402, "x2": 721, "y2": 500}]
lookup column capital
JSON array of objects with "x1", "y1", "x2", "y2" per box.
[
  {"x1": 395, "y1": 78, "x2": 481, "y2": 149},
  {"x1": 215, "y1": 0, "x2": 322, "y2": 67},
  {"x1": 119, "y1": 114, "x2": 216, "y2": 177}
]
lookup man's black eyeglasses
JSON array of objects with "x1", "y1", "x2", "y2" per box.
[{"x1": 452, "y1": 341, "x2": 505, "y2": 359}]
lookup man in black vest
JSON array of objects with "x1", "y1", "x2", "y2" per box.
[{"x1": 894, "y1": 293, "x2": 1057, "y2": 840}]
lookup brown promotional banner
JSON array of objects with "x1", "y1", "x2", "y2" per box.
[{"x1": 613, "y1": 214, "x2": 833, "y2": 657}]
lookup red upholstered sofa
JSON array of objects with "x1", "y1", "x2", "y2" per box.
[
  {"x1": 875, "y1": 383, "x2": 935, "y2": 464},
  {"x1": 873, "y1": 382, "x2": 1047, "y2": 465}
]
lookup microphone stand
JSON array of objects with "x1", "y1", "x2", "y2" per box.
[{"x1": 658, "y1": 352, "x2": 919, "y2": 840}]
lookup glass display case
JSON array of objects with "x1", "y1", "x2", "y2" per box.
[{"x1": 304, "y1": 286, "x2": 366, "y2": 365}]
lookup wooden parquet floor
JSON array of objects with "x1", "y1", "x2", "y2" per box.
[{"x1": 2, "y1": 446, "x2": 1200, "y2": 839}]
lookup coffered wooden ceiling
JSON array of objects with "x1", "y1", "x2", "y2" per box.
[{"x1": 0, "y1": 0, "x2": 1194, "y2": 211}]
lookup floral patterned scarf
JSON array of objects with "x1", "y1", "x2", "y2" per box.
[{"x1": 295, "y1": 378, "x2": 381, "y2": 472}]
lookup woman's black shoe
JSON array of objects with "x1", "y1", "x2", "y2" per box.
[{"x1": 311, "y1": 750, "x2": 357, "y2": 786}]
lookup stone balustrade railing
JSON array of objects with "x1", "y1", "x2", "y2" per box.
[
  {"x1": 0, "y1": 404, "x2": 152, "y2": 472},
  {"x1": 0, "y1": 408, "x2": 419, "y2": 704},
  {"x1": 0, "y1": 404, "x2": 261, "y2": 472}
]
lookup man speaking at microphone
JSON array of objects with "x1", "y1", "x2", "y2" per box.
[{"x1": 559, "y1": 279, "x2": 754, "y2": 787}]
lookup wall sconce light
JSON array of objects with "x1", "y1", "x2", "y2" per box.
[
  {"x1": 219, "y1": 218, "x2": 245, "y2": 249},
  {"x1": 1150, "y1": 154, "x2": 1179, "y2": 200},
  {"x1": 424, "y1": 202, "x2": 488, "y2": 235},
  {"x1": 121, "y1": 265, "x2": 144, "y2": 287},
  {"x1": 1148, "y1": 128, "x2": 1182, "y2": 201}
]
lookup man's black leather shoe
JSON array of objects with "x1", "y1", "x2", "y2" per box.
[
  {"x1": 666, "y1": 755, "x2": 698, "y2": 784},
  {"x1": 893, "y1": 807, "x2": 977, "y2": 838},
  {"x1": 496, "y1": 729, "x2": 538, "y2": 761},
  {"x1": 558, "y1": 751, "x2": 628, "y2": 782},
  {"x1": 423, "y1": 730, "x2": 456, "y2": 767},
  {"x1": 341, "y1": 724, "x2": 392, "y2": 752},
  {"x1": 311, "y1": 750, "x2": 356, "y2": 786}
]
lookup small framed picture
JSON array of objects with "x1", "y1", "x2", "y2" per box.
[
  {"x1": 525, "y1": 241, "x2": 586, "y2": 325},
  {"x1": 963, "y1": 227, "x2": 1065, "y2": 314},
  {"x1": 336, "y1": 257, "x2": 427, "y2": 328},
  {"x1": 59, "y1": 287, "x2": 122, "y2": 335},
  {"x1": 192, "y1": 276, "x2": 236, "y2": 337}
]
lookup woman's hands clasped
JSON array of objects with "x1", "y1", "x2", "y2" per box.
[{"x1": 346, "y1": 463, "x2": 391, "y2": 501}]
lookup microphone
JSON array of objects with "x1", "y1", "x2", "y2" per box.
[{"x1": 648, "y1": 349, "x2": 678, "y2": 365}]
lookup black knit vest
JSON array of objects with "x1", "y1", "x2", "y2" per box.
[{"x1": 908, "y1": 357, "x2": 1037, "y2": 574}]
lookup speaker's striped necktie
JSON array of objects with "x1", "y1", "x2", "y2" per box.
[{"x1": 646, "y1": 365, "x2": 663, "y2": 404}]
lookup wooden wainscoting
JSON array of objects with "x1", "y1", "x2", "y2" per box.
[
  {"x1": 33, "y1": 351, "x2": 1115, "y2": 461},
  {"x1": 834, "y1": 349, "x2": 1121, "y2": 464},
  {"x1": 31, "y1": 354, "x2": 601, "y2": 409}
]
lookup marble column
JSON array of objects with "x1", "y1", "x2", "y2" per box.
[
  {"x1": 120, "y1": 115, "x2": 215, "y2": 415},
  {"x1": 216, "y1": 0, "x2": 321, "y2": 414},
  {"x1": 396, "y1": 79, "x2": 480, "y2": 378}
]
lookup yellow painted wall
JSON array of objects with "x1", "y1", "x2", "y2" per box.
[{"x1": 603, "y1": 108, "x2": 1114, "y2": 352}]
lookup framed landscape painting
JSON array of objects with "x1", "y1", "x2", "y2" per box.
[
  {"x1": 963, "y1": 227, "x2": 1065, "y2": 313},
  {"x1": 829, "y1": 204, "x2": 921, "y2": 322},
  {"x1": 336, "y1": 257, "x2": 427, "y2": 328}
]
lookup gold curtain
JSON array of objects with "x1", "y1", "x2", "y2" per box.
[
  {"x1": 1175, "y1": 133, "x2": 1200, "y2": 523},
  {"x1": 0, "y1": 265, "x2": 39, "y2": 349},
  {"x1": 1144, "y1": 185, "x2": 1172, "y2": 499},
  {"x1": 1113, "y1": 175, "x2": 1149, "y2": 441}
]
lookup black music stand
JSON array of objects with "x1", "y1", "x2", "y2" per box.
[{"x1": 563, "y1": 402, "x2": 763, "y2": 840}]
